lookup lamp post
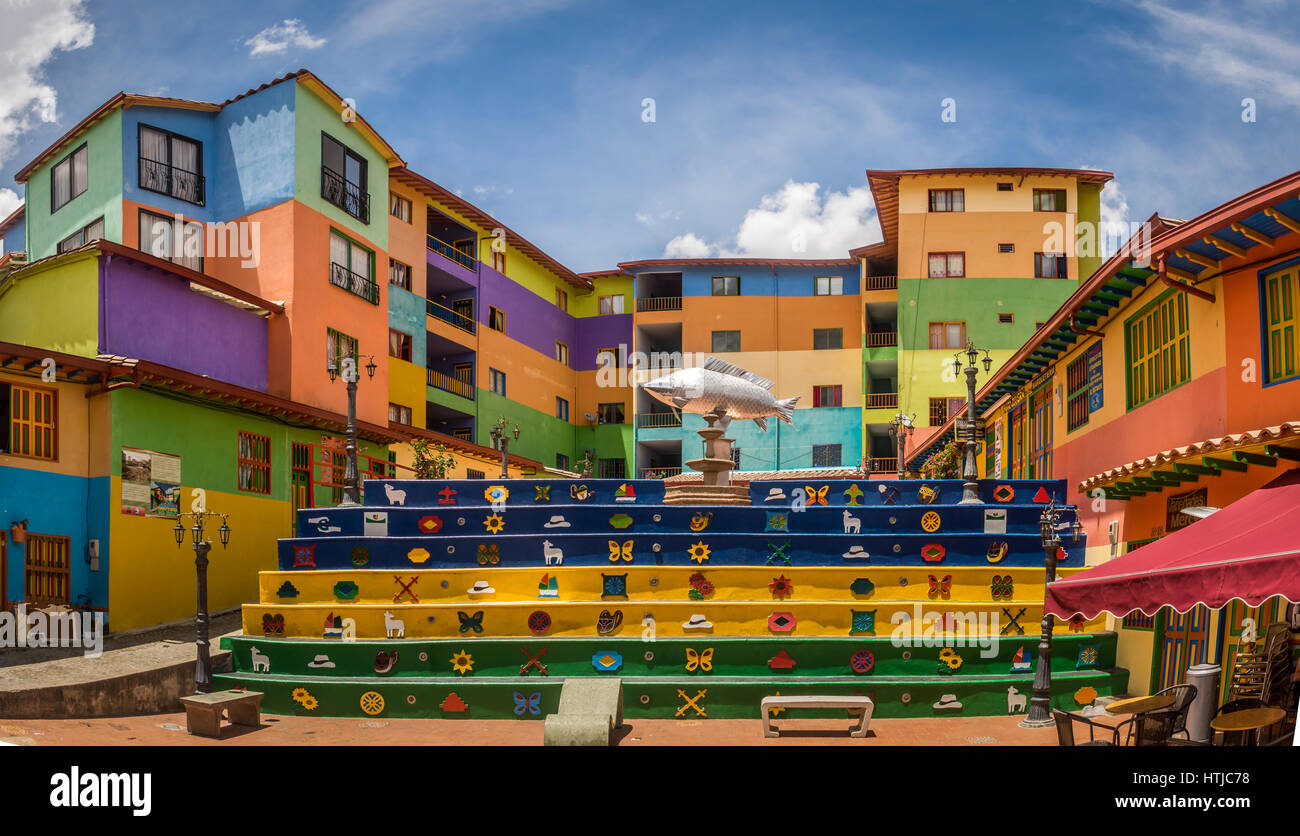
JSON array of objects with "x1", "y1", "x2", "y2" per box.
[
  {"x1": 328, "y1": 352, "x2": 377, "y2": 505},
  {"x1": 1020, "y1": 498, "x2": 1083, "y2": 728},
  {"x1": 489, "y1": 415, "x2": 520, "y2": 479},
  {"x1": 173, "y1": 510, "x2": 230, "y2": 694},
  {"x1": 952, "y1": 342, "x2": 992, "y2": 505},
  {"x1": 887, "y1": 412, "x2": 915, "y2": 477}
]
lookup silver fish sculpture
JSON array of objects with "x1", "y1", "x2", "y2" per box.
[{"x1": 641, "y1": 356, "x2": 798, "y2": 431}]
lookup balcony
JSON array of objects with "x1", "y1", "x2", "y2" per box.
[
  {"x1": 864, "y1": 275, "x2": 898, "y2": 291},
  {"x1": 329, "y1": 261, "x2": 379, "y2": 304},
  {"x1": 865, "y1": 331, "x2": 897, "y2": 347},
  {"x1": 865, "y1": 457, "x2": 897, "y2": 474},
  {"x1": 321, "y1": 166, "x2": 369, "y2": 223},
  {"x1": 427, "y1": 234, "x2": 476, "y2": 272},
  {"x1": 640, "y1": 466, "x2": 682, "y2": 478},
  {"x1": 636, "y1": 296, "x2": 683, "y2": 313},
  {"x1": 428, "y1": 368, "x2": 475, "y2": 400},
  {"x1": 866, "y1": 392, "x2": 898, "y2": 409},
  {"x1": 139, "y1": 157, "x2": 205, "y2": 206},
  {"x1": 637, "y1": 412, "x2": 682, "y2": 428},
  {"x1": 427, "y1": 299, "x2": 476, "y2": 333}
]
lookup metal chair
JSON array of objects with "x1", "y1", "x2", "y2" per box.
[
  {"x1": 1211, "y1": 697, "x2": 1264, "y2": 746},
  {"x1": 1053, "y1": 709, "x2": 1119, "y2": 746},
  {"x1": 1118, "y1": 709, "x2": 1178, "y2": 746},
  {"x1": 1126, "y1": 684, "x2": 1197, "y2": 745}
]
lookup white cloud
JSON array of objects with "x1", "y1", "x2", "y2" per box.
[
  {"x1": 245, "y1": 19, "x2": 326, "y2": 57},
  {"x1": 662, "y1": 180, "x2": 879, "y2": 259},
  {"x1": 0, "y1": 189, "x2": 22, "y2": 220}
]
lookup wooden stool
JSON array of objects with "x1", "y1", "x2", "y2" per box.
[{"x1": 179, "y1": 690, "x2": 264, "y2": 738}]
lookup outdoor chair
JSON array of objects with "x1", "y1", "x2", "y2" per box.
[
  {"x1": 1053, "y1": 709, "x2": 1118, "y2": 746},
  {"x1": 1123, "y1": 684, "x2": 1196, "y2": 745},
  {"x1": 1117, "y1": 709, "x2": 1178, "y2": 746}
]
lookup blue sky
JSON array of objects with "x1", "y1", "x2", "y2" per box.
[{"x1": 3, "y1": 0, "x2": 1300, "y2": 271}]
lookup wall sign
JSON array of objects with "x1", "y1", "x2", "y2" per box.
[
  {"x1": 1166, "y1": 488, "x2": 1207, "y2": 533},
  {"x1": 1086, "y1": 341, "x2": 1104, "y2": 412},
  {"x1": 121, "y1": 447, "x2": 181, "y2": 518}
]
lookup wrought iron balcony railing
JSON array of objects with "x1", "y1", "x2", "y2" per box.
[
  {"x1": 139, "y1": 157, "x2": 205, "y2": 206},
  {"x1": 329, "y1": 261, "x2": 380, "y2": 304},
  {"x1": 427, "y1": 299, "x2": 476, "y2": 333},
  {"x1": 321, "y1": 165, "x2": 370, "y2": 223},
  {"x1": 426, "y1": 234, "x2": 476, "y2": 272}
]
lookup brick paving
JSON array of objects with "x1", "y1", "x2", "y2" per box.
[{"x1": 0, "y1": 712, "x2": 1057, "y2": 746}]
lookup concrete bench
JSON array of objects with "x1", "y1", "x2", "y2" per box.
[
  {"x1": 544, "y1": 678, "x2": 623, "y2": 746},
  {"x1": 761, "y1": 695, "x2": 874, "y2": 739},
  {"x1": 179, "y1": 689, "x2": 264, "y2": 738}
]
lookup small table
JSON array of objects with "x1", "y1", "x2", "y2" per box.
[
  {"x1": 1105, "y1": 694, "x2": 1177, "y2": 716},
  {"x1": 1210, "y1": 707, "x2": 1286, "y2": 745},
  {"x1": 179, "y1": 689, "x2": 264, "y2": 738}
]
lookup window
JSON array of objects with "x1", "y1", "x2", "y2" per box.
[
  {"x1": 1262, "y1": 265, "x2": 1298, "y2": 384},
  {"x1": 815, "y1": 276, "x2": 843, "y2": 296},
  {"x1": 598, "y1": 458, "x2": 627, "y2": 478},
  {"x1": 556, "y1": 453, "x2": 570, "y2": 470},
  {"x1": 490, "y1": 250, "x2": 507, "y2": 274},
  {"x1": 597, "y1": 402, "x2": 625, "y2": 424},
  {"x1": 998, "y1": 243, "x2": 1015, "y2": 253},
  {"x1": 712, "y1": 330, "x2": 741, "y2": 353},
  {"x1": 812, "y1": 444, "x2": 842, "y2": 467},
  {"x1": 712, "y1": 275, "x2": 740, "y2": 296},
  {"x1": 596, "y1": 347, "x2": 620, "y2": 369},
  {"x1": 1126, "y1": 289, "x2": 1190, "y2": 409},
  {"x1": 555, "y1": 342, "x2": 569, "y2": 366},
  {"x1": 556, "y1": 397, "x2": 570, "y2": 422},
  {"x1": 1034, "y1": 252, "x2": 1067, "y2": 279},
  {"x1": 996, "y1": 182, "x2": 1013, "y2": 192},
  {"x1": 329, "y1": 230, "x2": 378, "y2": 303},
  {"x1": 321, "y1": 132, "x2": 369, "y2": 222},
  {"x1": 813, "y1": 328, "x2": 843, "y2": 350},
  {"x1": 390, "y1": 193, "x2": 412, "y2": 223},
  {"x1": 326, "y1": 327, "x2": 358, "y2": 373},
  {"x1": 138, "y1": 125, "x2": 203, "y2": 205},
  {"x1": 997, "y1": 313, "x2": 1014, "y2": 324},
  {"x1": 730, "y1": 447, "x2": 742, "y2": 469},
  {"x1": 599, "y1": 294, "x2": 625, "y2": 315},
  {"x1": 388, "y1": 329, "x2": 412, "y2": 362},
  {"x1": 5, "y1": 383, "x2": 57, "y2": 459},
  {"x1": 1066, "y1": 352, "x2": 1090, "y2": 431},
  {"x1": 51, "y1": 144, "x2": 88, "y2": 213},
  {"x1": 388, "y1": 403, "x2": 413, "y2": 425},
  {"x1": 237, "y1": 431, "x2": 271, "y2": 494},
  {"x1": 813, "y1": 385, "x2": 842, "y2": 408},
  {"x1": 389, "y1": 259, "x2": 411, "y2": 290},
  {"x1": 555, "y1": 288, "x2": 568, "y2": 311},
  {"x1": 928, "y1": 252, "x2": 965, "y2": 278},
  {"x1": 489, "y1": 368, "x2": 506, "y2": 396},
  {"x1": 24, "y1": 533, "x2": 71, "y2": 605},
  {"x1": 489, "y1": 306, "x2": 506, "y2": 332},
  {"x1": 57, "y1": 216, "x2": 105, "y2": 253},
  {"x1": 929, "y1": 397, "x2": 967, "y2": 427},
  {"x1": 139, "y1": 209, "x2": 203, "y2": 272},
  {"x1": 1028, "y1": 384, "x2": 1052, "y2": 478},
  {"x1": 928, "y1": 188, "x2": 964, "y2": 212},
  {"x1": 928, "y1": 321, "x2": 966, "y2": 350},
  {"x1": 466, "y1": 468, "x2": 485, "y2": 479},
  {"x1": 1033, "y1": 188, "x2": 1067, "y2": 212}
]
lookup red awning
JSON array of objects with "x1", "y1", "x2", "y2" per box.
[{"x1": 1045, "y1": 467, "x2": 1300, "y2": 619}]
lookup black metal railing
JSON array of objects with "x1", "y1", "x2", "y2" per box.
[
  {"x1": 139, "y1": 157, "x2": 205, "y2": 205},
  {"x1": 321, "y1": 166, "x2": 370, "y2": 223},
  {"x1": 426, "y1": 234, "x2": 476, "y2": 272},
  {"x1": 427, "y1": 299, "x2": 476, "y2": 333},
  {"x1": 329, "y1": 261, "x2": 380, "y2": 304}
]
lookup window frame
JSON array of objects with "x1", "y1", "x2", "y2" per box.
[
  {"x1": 927, "y1": 188, "x2": 964, "y2": 213},
  {"x1": 1125, "y1": 288, "x2": 1191, "y2": 410},
  {"x1": 555, "y1": 396, "x2": 570, "y2": 422},
  {"x1": 50, "y1": 143, "x2": 88, "y2": 214},
  {"x1": 812, "y1": 443, "x2": 842, "y2": 468},
  {"x1": 328, "y1": 228, "x2": 378, "y2": 304},
  {"x1": 1032, "y1": 188, "x2": 1067, "y2": 212},
  {"x1": 488, "y1": 306, "x2": 506, "y2": 332},
  {"x1": 388, "y1": 329, "x2": 412, "y2": 362},
  {"x1": 388, "y1": 403, "x2": 413, "y2": 425},
  {"x1": 1066, "y1": 351, "x2": 1090, "y2": 432},
  {"x1": 489, "y1": 367, "x2": 507, "y2": 396},
  {"x1": 711, "y1": 330, "x2": 741, "y2": 353},
  {"x1": 137, "y1": 123, "x2": 205, "y2": 206},
  {"x1": 711, "y1": 275, "x2": 740, "y2": 296},
  {"x1": 326, "y1": 327, "x2": 359, "y2": 374},
  {"x1": 389, "y1": 193, "x2": 412, "y2": 223},
  {"x1": 139, "y1": 208, "x2": 204, "y2": 273},
  {"x1": 598, "y1": 294, "x2": 625, "y2": 315},
  {"x1": 388, "y1": 258, "x2": 411, "y2": 290},
  {"x1": 57, "y1": 216, "x2": 105, "y2": 254},
  {"x1": 597, "y1": 402, "x2": 626, "y2": 424},
  {"x1": 1034, "y1": 251, "x2": 1068, "y2": 279},
  {"x1": 6, "y1": 382, "x2": 58, "y2": 460},
  {"x1": 555, "y1": 341, "x2": 569, "y2": 367},
  {"x1": 814, "y1": 275, "x2": 843, "y2": 296},
  {"x1": 928, "y1": 321, "x2": 967, "y2": 350},
  {"x1": 320, "y1": 131, "x2": 370, "y2": 223},
  {"x1": 1261, "y1": 261, "x2": 1299, "y2": 385},
  {"x1": 813, "y1": 384, "x2": 842, "y2": 408},
  {"x1": 236, "y1": 430, "x2": 272, "y2": 495},
  {"x1": 927, "y1": 251, "x2": 965, "y2": 278},
  {"x1": 812, "y1": 328, "x2": 843, "y2": 350},
  {"x1": 555, "y1": 288, "x2": 568, "y2": 311}
]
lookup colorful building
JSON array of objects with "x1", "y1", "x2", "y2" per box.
[
  {"x1": 908, "y1": 169, "x2": 1300, "y2": 699},
  {"x1": 851, "y1": 168, "x2": 1111, "y2": 467}
]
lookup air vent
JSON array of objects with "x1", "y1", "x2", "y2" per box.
[
  {"x1": 998, "y1": 243, "x2": 1014, "y2": 253},
  {"x1": 996, "y1": 182, "x2": 1014, "y2": 191},
  {"x1": 998, "y1": 313, "x2": 1015, "y2": 324}
]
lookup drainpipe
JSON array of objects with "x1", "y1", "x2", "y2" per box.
[
  {"x1": 1069, "y1": 312, "x2": 1105, "y2": 338},
  {"x1": 1157, "y1": 253, "x2": 1216, "y2": 303}
]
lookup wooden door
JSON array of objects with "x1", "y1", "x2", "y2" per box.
[{"x1": 1157, "y1": 605, "x2": 1211, "y2": 691}]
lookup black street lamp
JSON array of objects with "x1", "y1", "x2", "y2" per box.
[
  {"x1": 328, "y1": 352, "x2": 378, "y2": 505},
  {"x1": 173, "y1": 510, "x2": 230, "y2": 694},
  {"x1": 952, "y1": 342, "x2": 992, "y2": 505},
  {"x1": 489, "y1": 416, "x2": 520, "y2": 478},
  {"x1": 1020, "y1": 497, "x2": 1083, "y2": 728},
  {"x1": 887, "y1": 412, "x2": 915, "y2": 477}
]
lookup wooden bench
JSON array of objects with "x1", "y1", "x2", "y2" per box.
[
  {"x1": 179, "y1": 690, "x2": 264, "y2": 738},
  {"x1": 761, "y1": 695, "x2": 874, "y2": 739},
  {"x1": 544, "y1": 679, "x2": 623, "y2": 746}
]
